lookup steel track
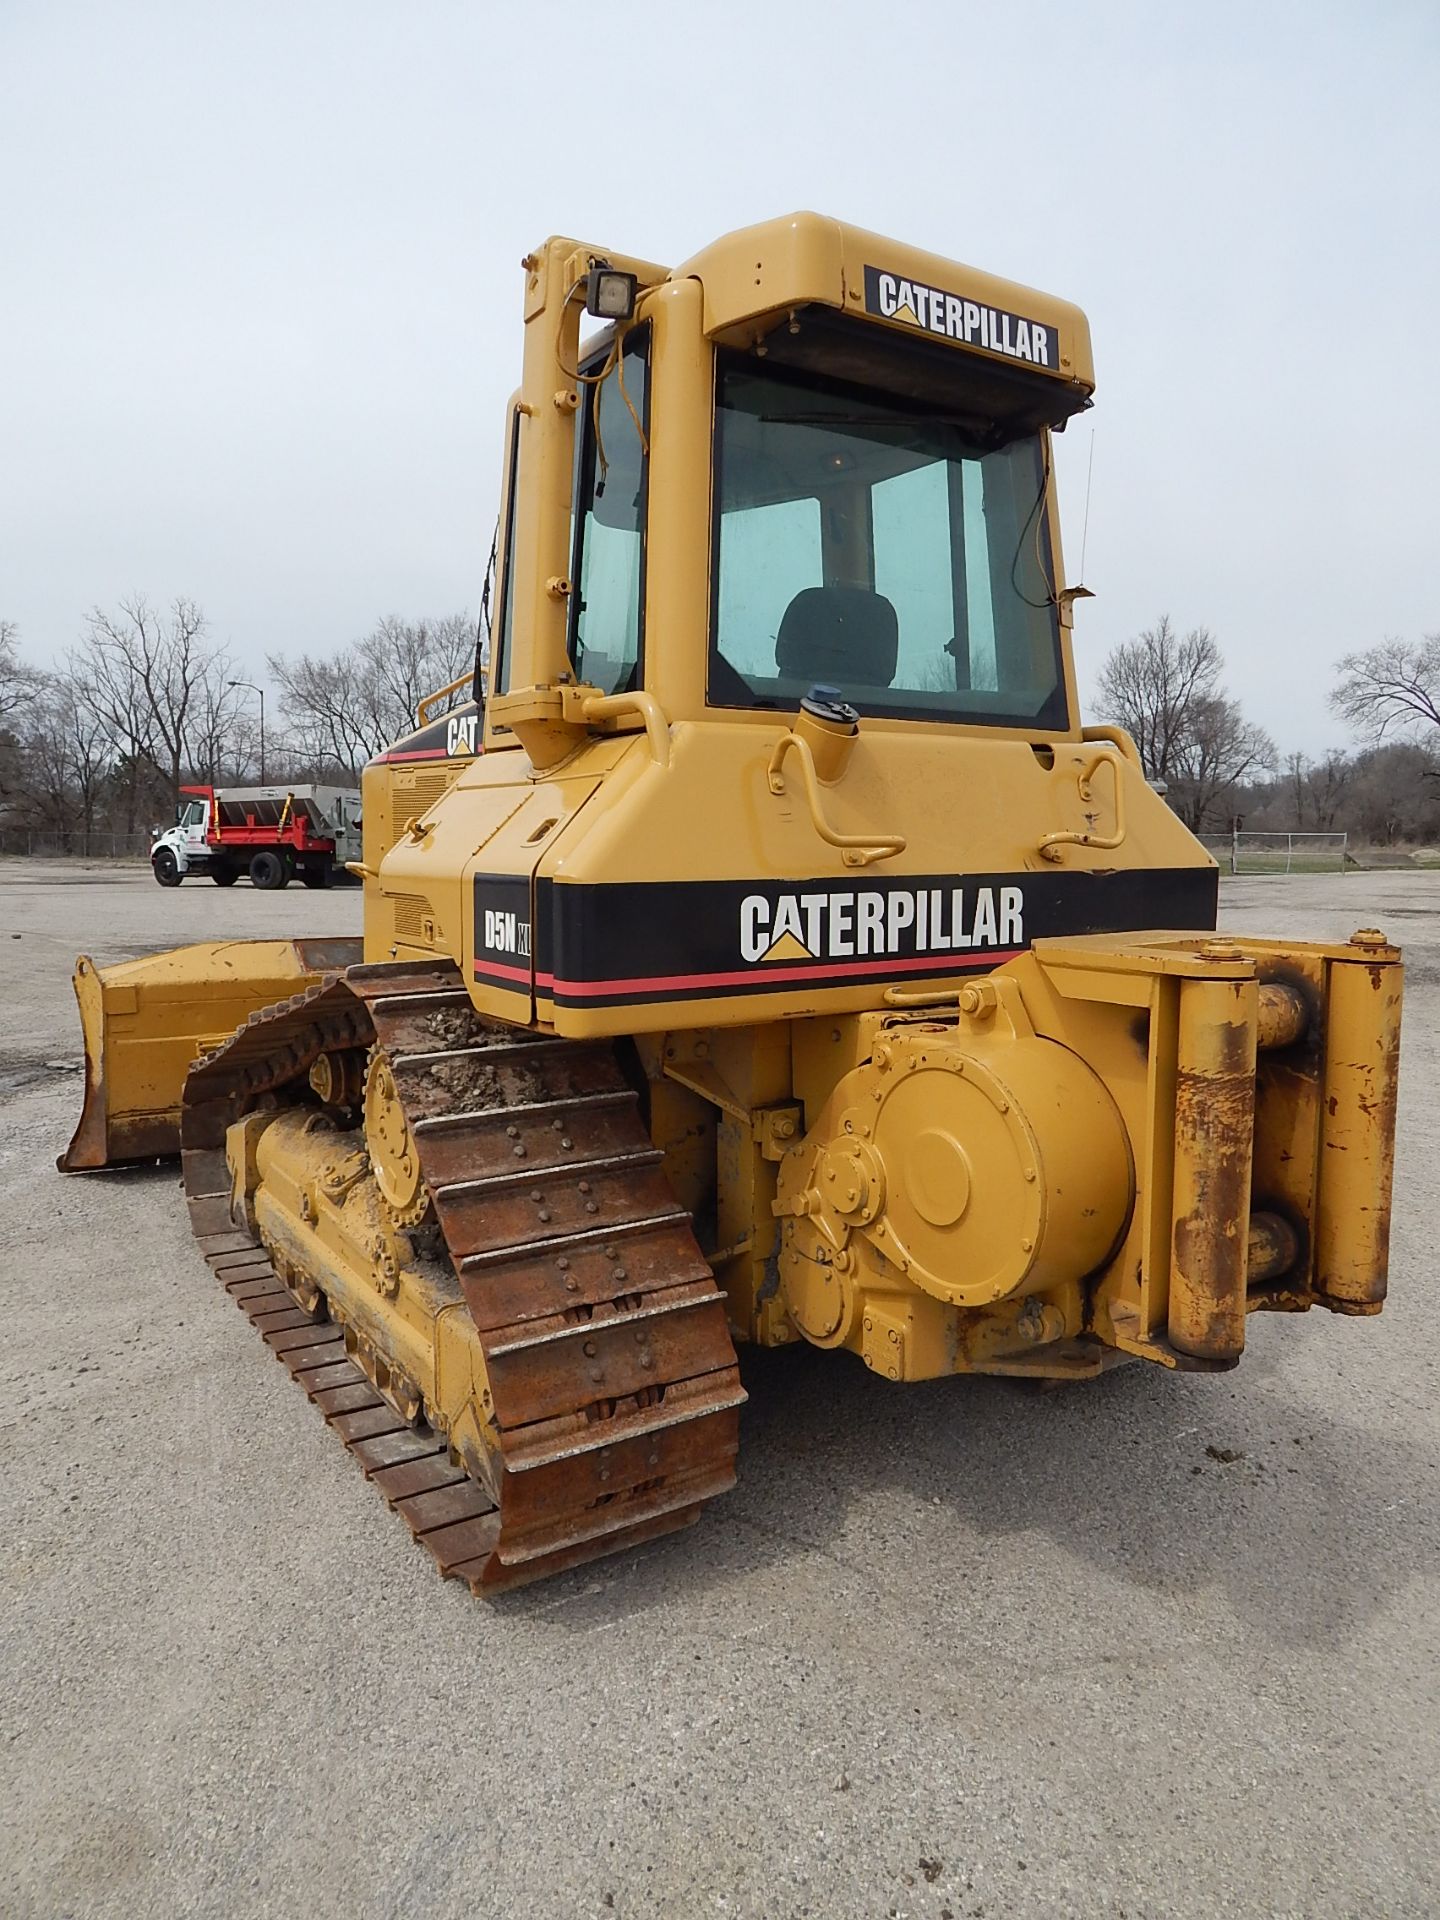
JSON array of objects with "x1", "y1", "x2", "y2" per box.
[{"x1": 179, "y1": 960, "x2": 744, "y2": 1593}]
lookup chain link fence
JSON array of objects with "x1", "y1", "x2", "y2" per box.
[{"x1": 0, "y1": 827, "x2": 154, "y2": 860}]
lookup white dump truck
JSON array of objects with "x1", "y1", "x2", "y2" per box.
[{"x1": 150, "y1": 784, "x2": 363, "y2": 889}]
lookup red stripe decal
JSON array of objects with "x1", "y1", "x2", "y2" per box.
[
  {"x1": 478, "y1": 949, "x2": 1021, "y2": 999},
  {"x1": 472, "y1": 956, "x2": 531, "y2": 985}
]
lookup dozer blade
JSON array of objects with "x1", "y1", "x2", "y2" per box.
[{"x1": 58, "y1": 937, "x2": 362, "y2": 1172}]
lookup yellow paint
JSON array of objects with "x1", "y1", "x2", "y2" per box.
[{"x1": 63, "y1": 213, "x2": 1402, "y2": 1393}]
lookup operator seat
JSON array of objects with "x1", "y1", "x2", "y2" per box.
[{"x1": 775, "y1": 586, "x2": 899, "y2": 689}]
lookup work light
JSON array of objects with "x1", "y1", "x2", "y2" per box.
[{"x1": 585, "y1": 266, "x2": 638, "y2": 320}]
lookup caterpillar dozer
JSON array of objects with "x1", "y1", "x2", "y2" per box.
[{"x1": 59, "y1": 215, "x2": 1403, "y2": 1594}]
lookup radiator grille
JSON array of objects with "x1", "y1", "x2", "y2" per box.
[
  {"x1": 394, "y1": 770, "x2": 455, "y2": 819},
  {"x1": 392, "y1": 893, "x2": 431, "y2": 942}
]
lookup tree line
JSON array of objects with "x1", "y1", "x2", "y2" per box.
[
  {"x1": 2, "y1": 596, "x2": 1436, "y2": 853},
  {"x1": 1097, "y1": 617, "x2": 1440, "y2": 846},
  {"x1": 0, "y1": 600, "x2": 475, "y2": 849}
]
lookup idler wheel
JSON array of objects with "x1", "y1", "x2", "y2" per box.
[{"x1": 363, "y1": 1051, "x2": 430, "y2": 1228}]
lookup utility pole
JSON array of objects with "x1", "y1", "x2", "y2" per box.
[{"x1": 228, "y1": 679, "x2": 266, "y2": 783}]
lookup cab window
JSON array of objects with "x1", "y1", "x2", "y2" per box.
[
  {"x1": 492, "y1": 408, "x2": 523, "y2": 697},
  {"x1": 568, "y1": 326, "x2": 650, "y2": 696},
  {"x1": 708, "y1": 350, "x2": 1065, "y2": 726}
]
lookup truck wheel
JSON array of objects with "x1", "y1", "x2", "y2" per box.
[
  {"x1": 152, "y1": 848, "x2": 182, "y2": 888},
  {"x1": 301, "y1": 859, "x2": 332, "y2": 890},
  {"x1": 211, "y1": 864, "x2": 238, "y2": 887},
  {"x1": 250, "y1": 851, "x2": 289, "y2": 890}
]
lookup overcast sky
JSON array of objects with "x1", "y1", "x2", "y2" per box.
[{"x1": 3, "y1": 0, "x2": 1436, "y2": 756}]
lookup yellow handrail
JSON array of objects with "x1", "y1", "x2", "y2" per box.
[
  {"x1": 1039, "y1": 749, "x2": 1127, "y2": 862},
  {"x1": 766, "y1": 732, "x2": 906, "y2": 868},
  {"x1": 581, "y1": 689, "x2": 671, "y2": 769},
  {"x1": 1081, "y1": 723, "x2": 1143, "y2": 769},
  {"x1": 415, "y1": 673, "x2": 474, "y2": 729}
]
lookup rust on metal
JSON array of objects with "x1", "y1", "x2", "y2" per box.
[
  {"x1": 1246, "y1": 1210, "x2": 1301, "y2": 1286},
  {"x1": 1255, "y1": 982, "x2": 1309, "y2": 1052},
  {"x1": 1168, "y1": 975, "x2": 1259, "y2": 1362},
  {"x1": 1313, "y1": 946, "x2": 1404, "y2": 1312}
]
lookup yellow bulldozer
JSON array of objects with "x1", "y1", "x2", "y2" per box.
[{"x1": 60, "y1": 215, "x2": 1403, "y2": 1593}]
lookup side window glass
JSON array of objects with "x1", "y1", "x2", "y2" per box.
[
  {"x1": 493, "y1": 410, "x2": 522, "y2": 696},
  {"x1": 570, "y1": 329, "x2": 649, "y2": 695}
]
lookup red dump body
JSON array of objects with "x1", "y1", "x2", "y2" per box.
[{"x1": 183, "y1": 785, "x2": 338, "y2": 855}]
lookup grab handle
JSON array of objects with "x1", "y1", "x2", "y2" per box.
[
  {"x1": 766, "y1": 732, "x2": 906, "y2": 868},
  {"x1": 1039, "y1": 749, "x2": 1127, "y2": 862}
]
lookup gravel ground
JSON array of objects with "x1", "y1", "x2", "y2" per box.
[{"x1": 2, "y1": 860, "x2": 1437, "y2": 1920}]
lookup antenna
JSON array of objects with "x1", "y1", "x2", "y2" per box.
[{"x1": 1078, "y1": 427, "x2": 1095, "y2": 584}]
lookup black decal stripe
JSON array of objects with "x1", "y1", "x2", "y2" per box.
[
  {"x1": 473, "y1": 872, "x2": 537, "y2": 1003},
  {"x1": 519, "y1": 867, "x2": 1220, "y2": 1008}
]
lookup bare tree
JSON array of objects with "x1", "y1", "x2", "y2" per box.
[
  {"x1": 75, "y1": 622, "x2": 158, "y2": 833},
  {"x1": 0, "y1": 622, "x2": 43, "y2": 805},
  {"x1": 1285, "y1": 749, "x2": 1353, "y2": 831},
  {"x1": 187, "y1": 669, "x2": 248, "y2": 785},
  {"x1": 1095, "y1": 616, "x2": 1224, "y2": 784},
  {"x1": 17, "y1": 673, "x2": 114, "y2": 845},
  {"x1": 1, "y1": 621, "x2": 30, "y2": 724},
  {"x1": 1346, "y1": 742, "x2": 1440, "y2": 844},
  {"x1": 1172, "y1": 694, "x2": 1277, "y2": 831},
  {"x1": 80, "y1": 595, "x2": 233, "y2": 801},
  {"x1": 1096, "y1": 616, "x2": 1275, "y2": 831},
  {"x1": 269, "y1": 613, "x2": 474, "y2": 778},
  {"x1": 74, "y1": 595, "x2": 244, "y2": 824},
  {"x1": 1330, "y1": 635, "x2": 1440, "y2": 742}
]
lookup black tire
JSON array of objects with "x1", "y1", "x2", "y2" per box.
[
  {"x1": 249, "y1": 850, "x2": 288, "y2": 890},
  {"x1": 211, "y1": 864, "x2": 238, "y2": 887},
  {"x1": 301, "y1": 859, "x2": 332, "y2": 890},
  {"x1": 152, "y1": 848, "x2": 182, "y2": 888}
]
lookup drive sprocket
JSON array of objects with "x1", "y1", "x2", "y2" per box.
[{"x1": 363, "y1": 1048, "x2": 431, "y2": 1227}]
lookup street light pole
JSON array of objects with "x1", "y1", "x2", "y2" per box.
[{"x1": 227, "y1": 680, "x2": 266, "y2": 783}]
